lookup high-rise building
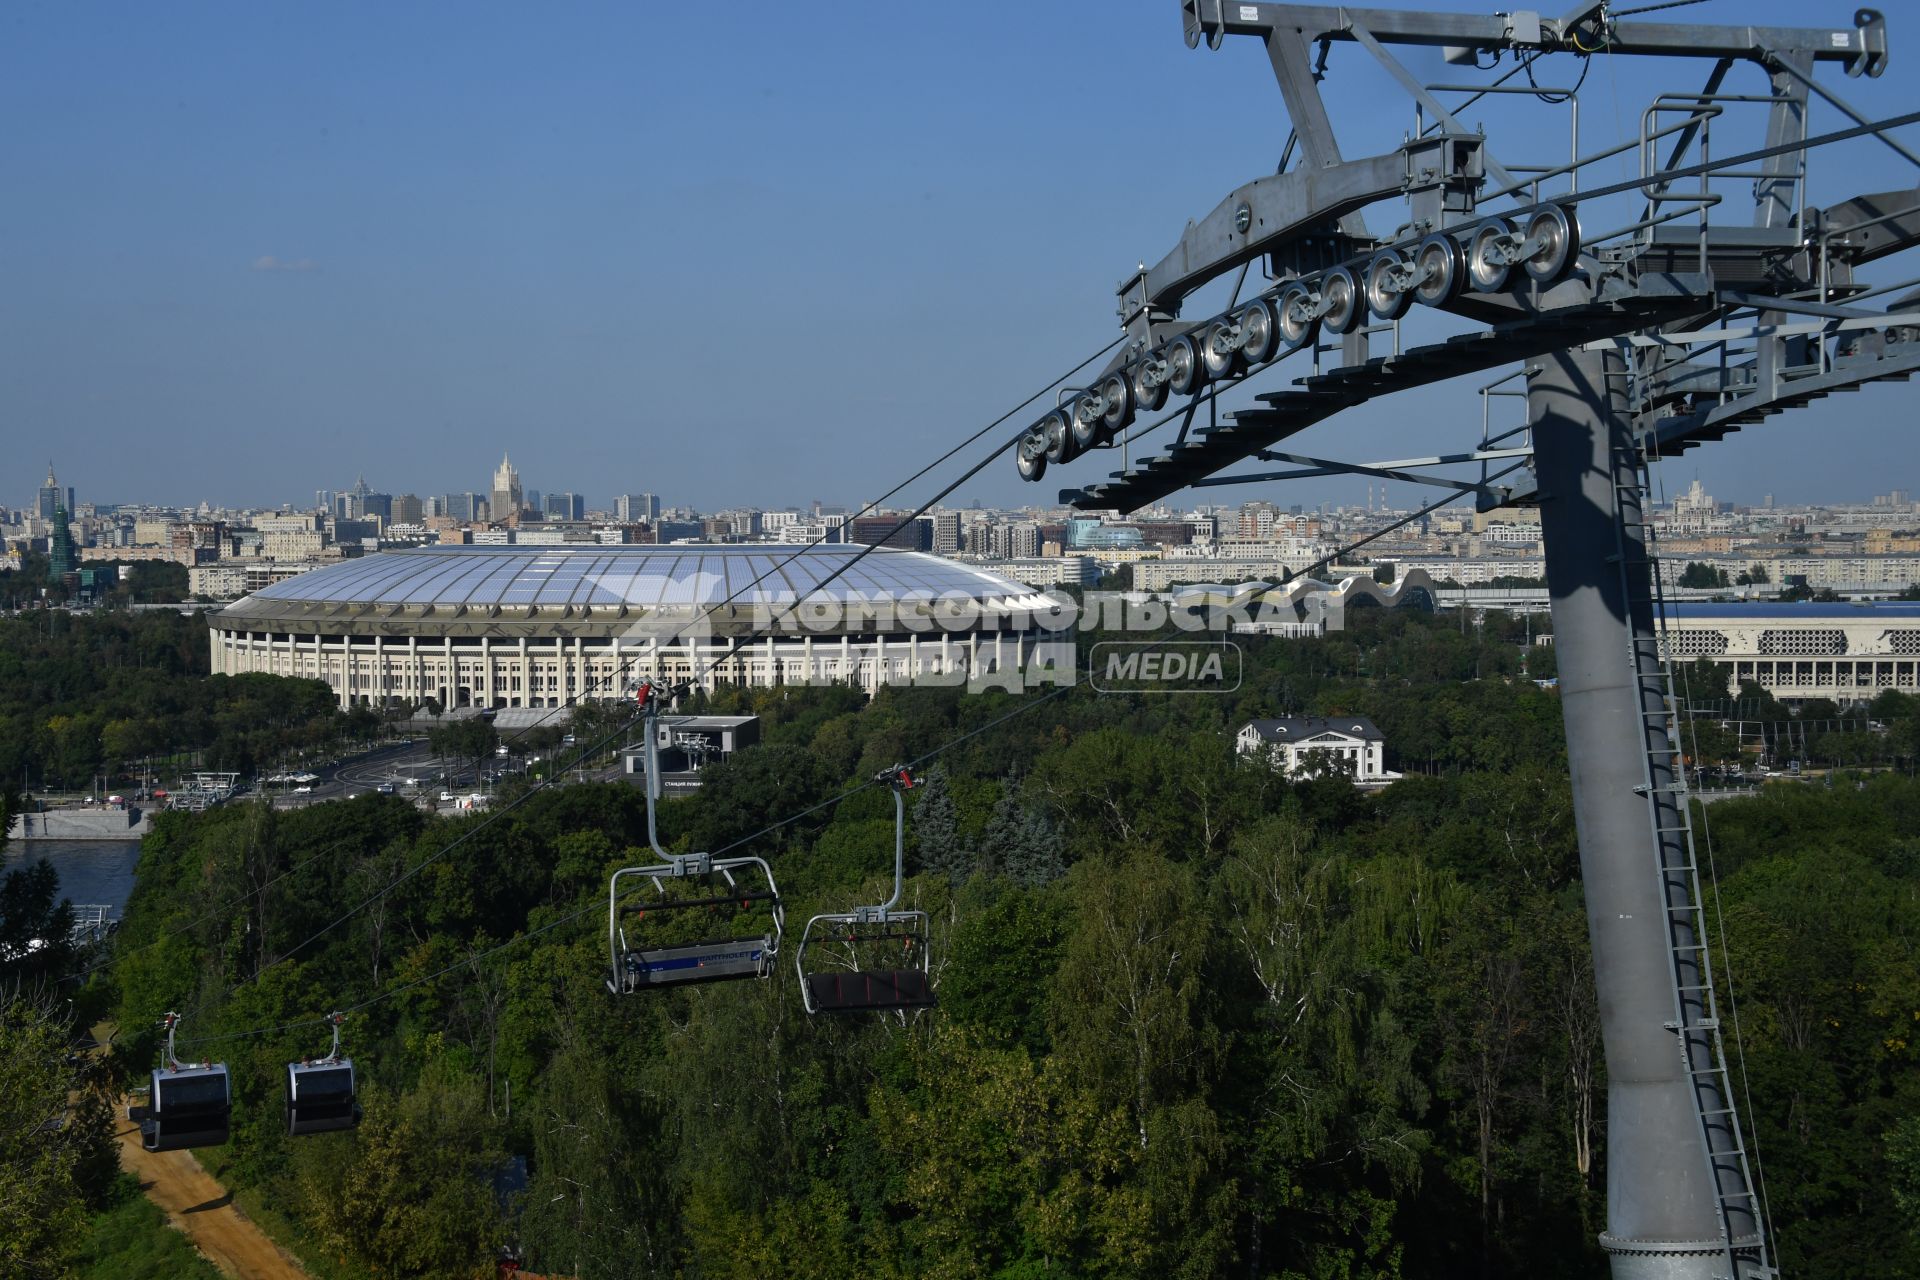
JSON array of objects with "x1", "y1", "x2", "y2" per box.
[
  {"x1": 48, "y1": 498, "x2": 77, "y2": 581},
  {"x1": 394, "y1": 494, "x2": 425, "y2": 524},
  {"x1": 445, "y1": 492, "x2": 482, "y2": 522},
  {"x1": 316, "y1": 489, "x2": 336, "y2": 515},
  {"x1": 989, "y1": 521, "x2": 1041, "y2": 559},
  {"x1": 615, "y1": 493, "x2": 658, "y2": 523},
  {"x1": 933, "y1": 510, "x2": 963, "y2": 555},
  {"x1": 524, "y1": 488, "x2": 542, "y2": 516},
  {"x1": 1237, "y1": 501, "x2": 1279, "y2": 540},
  {"x1": 37, "y1": 463, "x2": 73, "y2": 524},
  {"x1": 848, "y1": 515, "x2": 932, "y2": 551},
  {"x1": 490, "y1": 454, "x2": 524, "y2": 519},
  {"x1": 544, "y1": 492, "x2": 586, "y2": 521}
]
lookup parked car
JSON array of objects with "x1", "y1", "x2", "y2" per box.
[
  {"x1": 293, "y1": 785, "x2": 313, "y2": 794},
  {"x1": 376, "y1": 783, "x2": 396, "y2": 794}
]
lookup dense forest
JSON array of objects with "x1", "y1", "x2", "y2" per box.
[
  {"x1": 2, "y1": 605, "x2": 1917, "y2": 1277},
  {"x1": 73, "y1": 609, "x2": 1920, "y2": 1278},
  {"x1": 0, "y1": 609, "x2": 374, "y2": 792}
]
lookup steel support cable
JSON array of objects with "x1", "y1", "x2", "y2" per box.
[
  {"x1": 177, "y1": 473, "x2": 1480, "y2": 1049},
  {"x1": 1609, "y1": 0, "x2": 1714, "y2": 15},
  {"x1": 465, "y1": 335, "x2": 1124, "y2": 764},
  {"x1": 133, "y1": 340, "x2": 1120, "y2": 1021},
  {"x1": 65, "y1": 828, "x2": 369, "y2": 985},
  {"x1": 1649, "y1": 455, "x2": 1777, "y2": 1254},
  {"x1": 168, "y1": 349, "x2": 1118, "y2": 1043}
]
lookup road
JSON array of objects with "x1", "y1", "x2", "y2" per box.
[
  {"x1": 264, "y1": 734, "x2": 631, "y2": 812},
  {"x1": 115, "y1": 1103, "x2": 312, "y2": 1279}
]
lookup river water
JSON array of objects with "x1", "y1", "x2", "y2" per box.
[{"x1": 1, "y1": 839, "x2": 142, "y2": 915}]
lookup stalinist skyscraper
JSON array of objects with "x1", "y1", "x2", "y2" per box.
[{"x1": 490, "y1": 453, "x2": 524, "y2": 521}]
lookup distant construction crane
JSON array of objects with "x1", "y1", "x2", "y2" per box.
[{"x1": 1016, "y1": 5, "x2": 1917, "y2": 1277}]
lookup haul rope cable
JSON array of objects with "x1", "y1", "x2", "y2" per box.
[
  {"x1": 165, "y1": 342, "x2": 1120, "y2": 1037},
  {"x1": 176, "y1": 485, "x2": 1482, "y2": 1043},
  {"x1": 105, "y1": 338, "x2": 1119, "y2": 1003},
  {"x1": 456, "y1": 335, "x2": 1123, "y2": 764}
]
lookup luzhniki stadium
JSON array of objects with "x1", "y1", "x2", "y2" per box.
[{"x1": 208, "y1": 545, "x2": 1061, "y2": 709}]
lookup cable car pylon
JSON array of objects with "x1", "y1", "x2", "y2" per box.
[{"x1": 1002, "y1": 5, "x2": 1920, "y2": 1275}]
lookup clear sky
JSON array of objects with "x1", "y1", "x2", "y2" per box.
[{"x1": 4, "y1": 0, "x2": 1916, "y2": 513}]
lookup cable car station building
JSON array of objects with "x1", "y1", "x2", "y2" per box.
[{"x1": 208, "y1": 545, "x2": 1061, "y2": 709}]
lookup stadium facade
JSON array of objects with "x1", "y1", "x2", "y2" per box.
[
  {"x1": 1662, "y1": 600, "x2": 1920, "y2": 700},
  {"x1": 208, "y1": 545, "x2": 1061, "y2": 709}
]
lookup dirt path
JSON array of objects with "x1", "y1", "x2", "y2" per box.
[{"x1": 115, "y1": 1102, "x2": 313, "y2": 1280}]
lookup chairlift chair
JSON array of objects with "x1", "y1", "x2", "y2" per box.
[
  {"x1": 606, "y1": 682, "x2": 785, "y2": 993},
  {"x1": 285, "y1": 1012, "x2": 362, "y2": 1136},
  {"x1": 797, "y1": 766, "x2": 936, "y2": 1015},
  {"x1": 137, "y1": 1011, "x2": 231, "y2": 1152}
]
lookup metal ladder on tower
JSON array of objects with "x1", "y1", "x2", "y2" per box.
[{"x1": 1611, "y1": 439, "x2": 1775, "y2": 1280}]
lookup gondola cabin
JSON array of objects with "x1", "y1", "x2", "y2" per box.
[
  {"x1": 142, "y1": 1063, "x2": 231, "y2": 1152},
  {"x1": 285, "y1": 1057, "x2": 361, "y2": 1135}
]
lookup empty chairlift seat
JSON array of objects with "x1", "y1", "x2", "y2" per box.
[
  {"x1": 797, "y1": 765, "x2": 937, "y2": 1016},
  {"x1": 608, "y1": 859, "x2": 783, "y2": 991},
  {"x1": 803, "y1": 965, "x2": 935, "y2": 1013},
  {"x1": 606, "y1": 683, "x2": 785, "y2": 994}
]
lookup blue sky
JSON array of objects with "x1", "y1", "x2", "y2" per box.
[{"x1": 4, "y1": 1, "x2": 1916, "y2": 513}]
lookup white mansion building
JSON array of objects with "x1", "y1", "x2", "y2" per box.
[{"x1": 1236, "y1": 716, "x2": 1401, "y2": 786}]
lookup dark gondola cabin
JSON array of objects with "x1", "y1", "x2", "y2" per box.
[
  {"x1": 142, "y1": 1063, "x2": 231, "y2": 1152},
  {"x1": 285, "y1": 1058, "x2": 360, "y2": 1135}
]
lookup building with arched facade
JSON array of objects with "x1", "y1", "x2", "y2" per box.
[{"x1": 207, "y1": 544, "x2": 1063, "y2": 709}]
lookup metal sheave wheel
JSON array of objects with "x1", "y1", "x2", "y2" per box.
[
  {"x1": 1201, "y1": 317, "x2": 1240, "y2": 380},
  {"x1": 1069, "y1": 396, "x2": 1104, "y2": 451},
  {"x1": 1098, "y1": 373, "x2": 1133, "y2": 434},
  {"x1": 1132, "y1": 356, "x2": 1170, "y2": 413},
  {"x1": 1468, "y1": 217, "x2": 1516, "y2": 292},
  {"x1": 1237, "y1": 298, "x2": 1277, "y2": 365},
  {"x1": 1166, "y1": 333, "x2": 1204, "y2": 396},
  {"x1": 1413, "y1": 233, "x2": 1464, "y2": 307},
  {"x1": 1015, "y1": 432, "x2": 1048, "y2": 481},
  {"x1": 1322, "y1": 265, "x2": 1362, "y2": 334},
  {"x1": 1365, "y1": 248, "x2": 1414, "y2": 321},
  {"x1": 1278, "y1": 282, "x2": 1319, "y2": 350},
  {"x1": 1521, "y1": 203, "x2": 1582, "y2": 283},
  {"x1": 1044, "y1": 407, "x2": 1080, "y2": 462}
]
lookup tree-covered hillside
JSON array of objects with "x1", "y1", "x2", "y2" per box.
[
  {"x1": 71, "y1": 608, "x2": 1920, "y2": 1278},
  {"x1": 0, "y1": 610, "x2": 374, "y2": 791}
]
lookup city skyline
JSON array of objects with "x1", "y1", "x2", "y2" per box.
[
  {"x1": 6, "y1": 1, "x2": 1919, "y2": 511},
  {"x1": 10, "y1": 457, "x2": 1916, "y2": 521}
]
